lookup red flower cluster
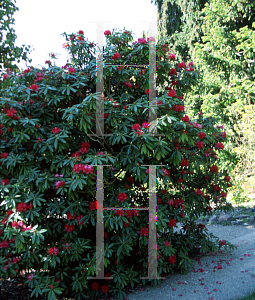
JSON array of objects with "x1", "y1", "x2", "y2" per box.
[
  {"x1": 140, "y1": 227, "x2": 149, "y2": 236},
  {"x1": 117, "y1": 192, "x2": 128, "y2": 202},
  {"x1": 51, "y1": 127, "x2": 61, "y2": 134},
  {"x1": 68, "y1": 67, "x2": 76, "y2": 74},
  {"x1": 195, "y1": 141, "x2": 204, "y2": 149},
  {"x1": 48, "y1": 247, "x2": 59, "y2": 256},
  {"x1": 194, "y1": 188, "x2": 205, "y2": 197},
  {"x1": 62, "y1": 242, "x2": 71, "y2": 250},
  {"x1": 1, "y1": 179, "x2": 9, "y2": 186},
  {"x1": 145, "y1": 88, "x2": 152, "y2": 94},
  {"x1": 1, "y1": 152, "x2": 9, "y2": 159},
  {"x1": 162, "y1": 168, "x2": 170, "y2": 176},
  {"x1": 178, "y1": 62, "x2": 186, "y2": 69},
  {"x1": 71, "y1": 151, "x2": 81, "y2": 158},
  {"x1": 76, "y1": 215, "x2": 84, "y2": 225},
  {"x1": 168, "y1": 254, "x2": 176, "y2": 264},
  {"x1": 214, "y1": 185, "x2": 221, "y2": 192},
  {"x1": 171, "y1": 104, "x2": 185, "y2": 112},
  {"x1": 169, "y1": 68, "x2": 177, "y2": 76},
  {"x1": 225, "y1": 176, "x2": 231, "y2": 182},
  {"x1": 67, "y1": 212, "x2": 75, "y2": 220},
  {"x1": 181, "y1": 159, "x2": 189, "y2": 167},
  {"x1": 168, "y1": 53, "x2": 176, "y2": 60},
  {"x1": 0, "y1": 240, "x2": 10, "y2": 248},
  {"x1": 215, "y1": 142, "x2": 224, "y2": 150},
  {"x1": 29, "y1": 84, "x2": 40, "y2": 92},
  {"x1": 89, "y1": 201, "x2": 97, "y2": 211},
  {"x1": 16, "y1": 202, "x2": 29, "y2": 213},
  {"x1": 219, "y1": 132, "x2": 227, "y2": 138},
  {"x1": 104, "y1": 30, "x2": 111, "y2": 36},
  {"x1": 198, "y1": 132, "x2": 206, "y2": 139},
  {"x1": 132, "y1": 124, "x2": 140, "y2": 131},
  {"x1": 168, "y1": 218, "x2": 177, "y2": 227},
  {"x1": 73, "y1": 164, "x2": 93, "y2": 174},
  {"x1": 124, "y1": 81, "x2": 132, "y2": 88},
  {"x1": 55, "y1": 181, "x2": 65, "y2": 190},
  {"x1": 167, "y1": 198, "x2": 184, "y2": 208},
  {"x1": 219, "y1": 239, "x2": 226, "y2": 247},
  {"x1": 65, "y1": 224, "x2": 75, "y2": 233},
  {"x1": 164, "y1": 241, "x2": 170, "y2": 247},
  {"x1": 167, "y1": 89, "x2": 177, "y2": 97},
  {"x1": 221, "y1": 192, "x2": 227, "y2": 198},
  {"x1": 80, "y1": 141, "x2": 90, "y2": 154},
  {"x1": 111, "y1": 53, "x2": 121, "y2": 60},
  {"x1": 182, "y1": 115, "x2": 190, "y2": 122},
  {"x1": 210, "y1": 165, "x2": 218, "y2": 173}
]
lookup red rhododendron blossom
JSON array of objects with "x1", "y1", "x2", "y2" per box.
[
  {"x1": 62, "y1": 242, "x2": 71, "y2": 250},
  {"x1": 78, "y1": 30, "x2": 84, "y2": 35},
  {"x1": 214, "y1": 185, "x2": 221, "y2": 192},
  {"x1": 1, "y1": 217, "x2": 7, "y2": 225},
  {"x1": 168, "y1": 53, "x2": 176, "y2": 61},
  {"x1": 142, "y1": 122, "x2": 150, "y2": 128},
  {"x1": 55, "y1": 181, "x2": 65, "y2": 190},
  {"x1": 29, "y1": 84, "x2": 39, "y2": 92},
  {"x1": 65, "y1": 224, "x2": 75, "y2": 233},
  {"x1": 0, "y1": 152, "x2": 9, "y2": 159},
  {"x1": 167, "y1": 89, "x2": 177, "y2": 97},
  {"x1": 104, "y1": 30, "x2": 111, "y2": 36},
  {"x1": 48, "y1": 247, "x2": 59, "y2": 256},
  {"x1": 0, "y1": 240, "x2": 10, "y2": 248},
  {"x1": 92, "y1": 282, "x2": 99, "y2": 290},
  {"x1": 195, "y1": 141, "x2": 204, "y2": 149},
  {"x1": 219, "y1": 240, "x2": 226, "y2": 247},
  {"x1": 76, "y1": 215, "x2": 84, "y2": 225},
  {"x1": 178, "y1": 62, "x2": 186, "y2": 69},
  {"x1": 169, "y1": 68, "x2": 177, "y2": 76},
  {"x1": 132, "y1": 123, "x2": 141, "y2": 131},
  {"x1": 146, "y1": 168, "x2": 152, "y2": 174},
  {"x1": 101, "y1": 285, "x2": 109, "y2": 293},
  {"x1": 123, "y1": 221, "x2": 130, "y2": 228},
  {"x1": 162, "y1": 168, "x2": 170, "y2": 176},
  {"x1": 16, "y1": 202, "x2": 28, "y2": 213},
  {"x1": 113, "y1": 101, "x2": 120, "y2": 108},
  {"x1": 219, "y1": 132, "x2": 227, "y2": 138},
  {"x1": 140, "y1": 227, "x2": 149, "y2": 236},
  {"x1": 71, "y1": 151, "x2": 81, "y2": 158},
  {"x1": 28, "y1": 203, "x2": 33, "y2": 210},
  {"x1": 28, "y1": 273, "x2": 34, "y2": 281},
  {"x1": 182, "y1": 115, "x2": 190, "y2": 122},
  {"x1": 23, "y1": 68, "x2": 31, "y2": 74},
  {"x1": 168, "y1": 219, "x2": 177, "y2": 227},
  {"x1": 198, "y1": 132, "x2": 206, "y2": 139},
  {"x1": 7, "y1": 209, "x2": 13, "y2": 217},
  {"x1": 221, "y1": 192, "x2": 227, "y2": 198},
  {"x1": 12, "y1": 221, "x2": 19, "y2": 229},
  {"x1": 215, "y1": 142, "x2": 224, "y2": 150},
  {"x1": 89, "y1": 201, "x2": 97, "y2": 211},
  {"x1": 181, "y1": 159, "x2": 189, "y2": 167},
  {"x1": 225, "y1": 176, "x2": 231, "y2": 182},
  {"x1": 68, "y1": 67, "x2": 76, "y2": 74},
  {"x1": 168, "y1": 254, "x2": 176, "y2": 264},
  {"x1": 51, "y1": 127, "x2": 61, "y2": 134},
  {"x1": 164, "y1": 241, "x2": 171, "y2": 247},
  {"x1": 111, "y1": 52, "x2": 121, "y2": 60},
  {"x1": 138, "y1": 38, "x2": 147, "y2": 44},
  {"x1": 145, "y1": 88, "x2": 152, "y2": 94},
  {"x1": 67, "y1": 212, "x2": 75, "y2": 220},
  {"x1": 117, "y1": 192, "x2": 128, "y2": 202},
  {"x1": 210, "y1": 165, "x2": 218, "y2": 173}
]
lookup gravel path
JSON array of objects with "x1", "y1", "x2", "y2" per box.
[{"x1": 124, "y1": 224, "x2": 255, "y2": 300}]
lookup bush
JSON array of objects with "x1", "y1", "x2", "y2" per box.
[{"x1": 0, "y1": 28, "x2": 235, "y2": 300}]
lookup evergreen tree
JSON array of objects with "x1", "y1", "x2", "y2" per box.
[{"x1": 0, "y1": 0, "x2": 31, "y2": 75}]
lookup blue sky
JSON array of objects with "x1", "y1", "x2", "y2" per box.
[{"x1": 14, "y1": 0, "x2": 158, "y2": 69}]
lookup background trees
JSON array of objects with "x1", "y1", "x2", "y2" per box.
[
  {"x1": 0, "y1": 0, "x2": 31, "y2": 75},
  {"x1": 153, "y1": 0, "x2": 255, "y2": 189}
]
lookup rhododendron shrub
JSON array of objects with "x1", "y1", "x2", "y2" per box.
[{"x1": 0, "y1": 28, "x2": 235, "y2": 300}]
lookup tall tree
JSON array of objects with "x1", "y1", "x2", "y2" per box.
[{"x1": 0, "y1": 0, "x2": 31, "y2": 74}]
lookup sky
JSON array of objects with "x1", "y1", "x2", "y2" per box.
[{"x1": 14, "y1": 0, "x2": 158, "y2": 69}]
